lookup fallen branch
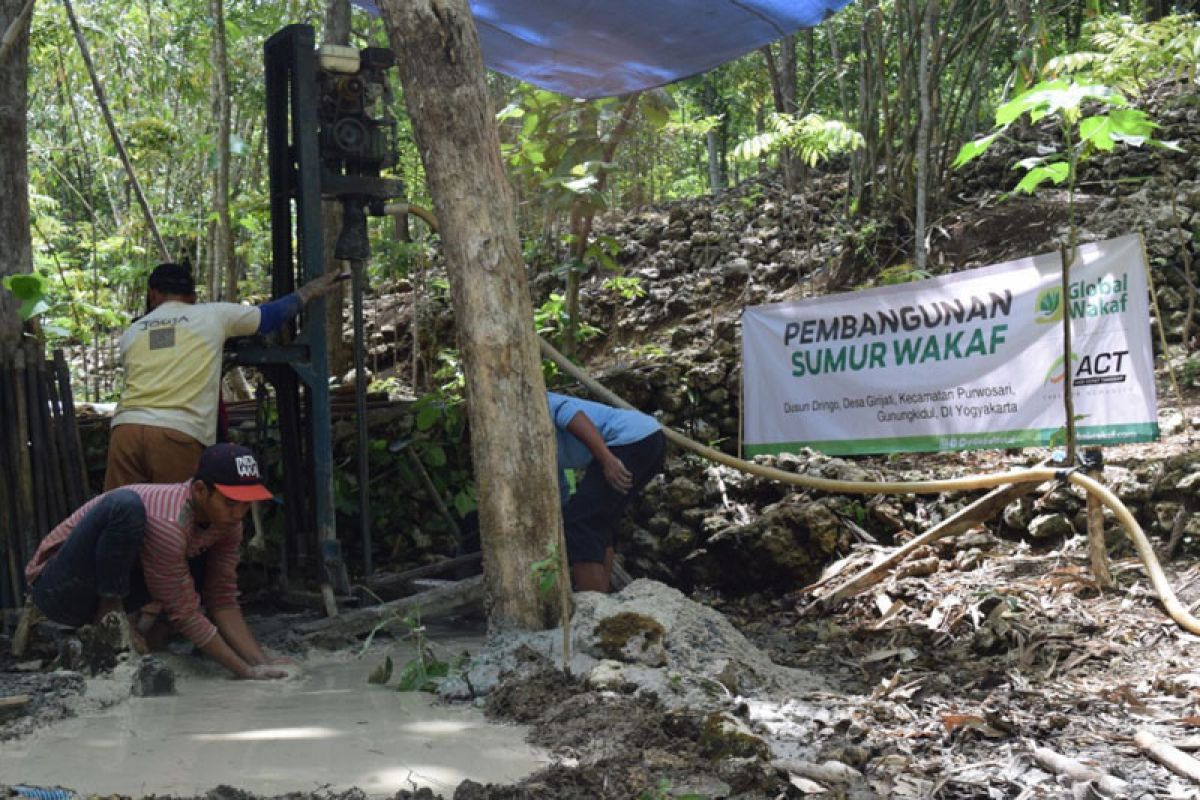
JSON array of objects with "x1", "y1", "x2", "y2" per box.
[
  {"x1": 1032, "y1": 746, "x2": 1128, "y2": 797},
  {"x1": 773, "y1": 758, "x2": 862, "y2": 784},
  {"x1": 295, "y1": 575, "x2": 483, "y2": 643},
  {"x1": 364, "y1": 552, "x2": 482, "y2": 598},
  {"x1": 0, "y1": 694, "x2": 30, "y2": 711},
  {"x1": 821, "y1": 477, "x2": 1046, "y2": 606},
  {"x1": 1135, "y1": 729, "x2": 1200, "y2": 782}
]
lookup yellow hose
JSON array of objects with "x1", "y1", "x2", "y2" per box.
[{"x1": 539, "y1": 337, "x2": 1200, "y2": 634}]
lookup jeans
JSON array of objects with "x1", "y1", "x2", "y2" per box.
[{"x1": 31, "y1": 490, "x2": 148, "y2": 627}]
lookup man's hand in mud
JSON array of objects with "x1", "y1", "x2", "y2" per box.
[{"x1": 241, "y1": 664, "x2": 289, "y2": 680}]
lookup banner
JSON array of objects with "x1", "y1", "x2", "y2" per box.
[{"x1": 742, "y1": 234, "x2": 1158, "y2": 456}]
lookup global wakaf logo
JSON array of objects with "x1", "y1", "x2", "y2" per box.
[{"x1": 1034, "y1": 287, "x2": 1063, "y2": 324}]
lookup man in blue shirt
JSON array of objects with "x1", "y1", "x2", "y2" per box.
[{"x1": 547, "y1": 392, "x2": 666, "y2": 592}]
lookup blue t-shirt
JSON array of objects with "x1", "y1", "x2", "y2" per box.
[{"x1": 547, "y1": 392, "x2": 660, "y2": 501}]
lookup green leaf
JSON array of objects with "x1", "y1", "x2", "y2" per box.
[
  {"x1": 640, "y1": 94, "x2": 671, "y2": 128},
  {"x1": 423, "y1": 444, "x2": 447, "y2": 468},
  {"x1": 2, "y1": 273, "x2": 52, "y2": 320},
  {"x1": 538, "y1": 569, "x2": 557, "y2": 596},
  {"x1": 452, "y1": 490, "x2": 476, "y2": 516},
  {"x1": 952, "y1": 132, "x2": 1000, "y2": 168},
  {"x1": 367, "y1": 655, "x2": 394, "y2": 685},
  {"x1": 1014, "y1": 162, "x2": 1069, "y2": 194},
  {"x1": 496, "y1": 103, "x2": 525, "y2": 122},
  {"x1": 416, "y1": 404, "x2": 440, "y2": 432},
  {"x1": 1107, "y1": 108, "x2": 1157, "y2": 139},
  {"x1": 1079, "y1": 115, "x2": 1115, "y2": 151}
]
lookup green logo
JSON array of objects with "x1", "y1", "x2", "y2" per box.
[
  {"x1": 1034, "y1": 287, "x2": 1062, "y2": 324},
  {"x1": 1043, "y1": 352, "x2": 1079, "y2": 385}
]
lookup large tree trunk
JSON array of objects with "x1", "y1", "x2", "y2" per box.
[
  {"x1": 0, "y1": 0, "x2": 32, "y2": 360},
  {"x1": 377, "y1": 0, "x2": 564, "y2": 631},
  {"x1": 209, "y1": 0, "x2": 235, "y2": 299}
]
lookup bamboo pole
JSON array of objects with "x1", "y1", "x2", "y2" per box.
[
  {"x1": 0, "y1": 364, "x2": 20, "y2": 607},
  {"x1": 54, "y1": 349, "x2": 89, "y2": 505},
  {"x1": 11, "y1": 351, "x2": 38, "y2": 561},
  {"x1": 34, "y1": 344, "x2": 67, "y2": 525},
  {"x1": 23, "y1": 342, "x2": 52, "y2": 537}
]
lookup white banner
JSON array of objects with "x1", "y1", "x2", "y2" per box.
[{"x1": 742, "y1": 234, "x2": 1158, "y2": 456}]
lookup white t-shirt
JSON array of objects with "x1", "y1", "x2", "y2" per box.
[{"x1": 112, "y1": 301, "x2": 260, "y2": 445}]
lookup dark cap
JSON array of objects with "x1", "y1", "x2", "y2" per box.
[
  {"x1": 195, "y1": 444, "x2": 273, "y2": 503},
  {"x1": 148, "y1": 262, "x2": 196, "y2": 296}
]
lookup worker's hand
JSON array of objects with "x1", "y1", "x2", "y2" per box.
[
  {"x1": 296, "y1": 267, "x2": 349, "y2": 304},
  {"x1": 599, "y1": 453, "x2": 634, "y2": 494},
  {"x1": 263, "y1": 654, "x2": 297, "y2": 666},
  {"x1": 241, "y1": 664, "x2": 289, "y2": 680}
]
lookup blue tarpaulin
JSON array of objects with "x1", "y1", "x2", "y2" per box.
[{"x1": 356, "y1": 1, "x2": 854, "y2": 99}]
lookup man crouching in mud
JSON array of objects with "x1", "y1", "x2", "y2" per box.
[{"x1": 22, "y1": 443, "x2": 289, "y2": 680}]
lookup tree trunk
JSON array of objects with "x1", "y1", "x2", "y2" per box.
[
  {"x1": 377, "y1": 0, "x2": 564, "y2": 631},
  {"x1": 209, "y1": 0, "x2": 235, "y2": 299},
  {"x1": 0, "y1": 0, "x2": 32, "y2": 361},
  {"x1": 762, "y1": 36, "x2": 799, "y2": 190},
  {"x1": 565, "y1": 93, "x2": 640, "y2": 351},
  {"x1": 699, "y1": 76, "x2": 725, "y2": 195},
  {"x1": 322, "y1": 0, "x2": 351, "y2": 377}
]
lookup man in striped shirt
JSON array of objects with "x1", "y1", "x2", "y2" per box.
[{"x1": 26, "y1": 444, "x2": 288, "y2": 680}]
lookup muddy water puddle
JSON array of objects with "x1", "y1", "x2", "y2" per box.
[{"x1": 0, "y1": 635, "x2": 546, "y2": 796}]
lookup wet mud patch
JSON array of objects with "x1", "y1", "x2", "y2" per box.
[
  {"x1": 0, "y1": 670, "x2": 86, "y2": 741},
  {"x1": 484, "y1": 660, "x2": 580, "y2": 723},
  {"x1": 480, "y1": 678, "x2": 788, "y2": 800}
]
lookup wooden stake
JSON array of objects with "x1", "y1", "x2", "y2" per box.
[{"x1": 1084, "y1": 448, "x2": 1113, "y2": 589}]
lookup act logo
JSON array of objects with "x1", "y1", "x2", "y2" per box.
[
  {"x1": 1034, "y1": 287, "x2": 1062, "y2": 324},
  {"x1": 1043, "y1": 350, "x2": 1129, "y2": 386}
]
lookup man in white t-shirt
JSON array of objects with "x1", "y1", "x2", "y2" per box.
[{"x1": 104, "y1": 262, "x2": 342, "y2": 490}]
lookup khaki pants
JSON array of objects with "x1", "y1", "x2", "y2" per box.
[{"x1": 104, "y1": 423, "x2": 206, "y2": 490}]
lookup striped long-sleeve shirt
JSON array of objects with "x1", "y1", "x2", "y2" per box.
[{"x1": 26, "y1": 482, "x2": 242, "y2": 647}]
